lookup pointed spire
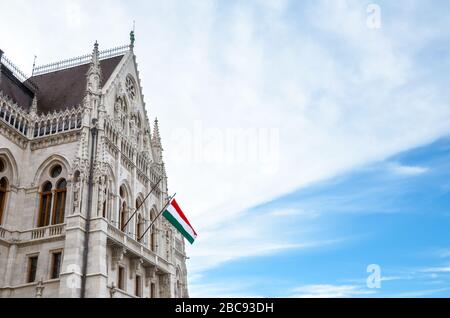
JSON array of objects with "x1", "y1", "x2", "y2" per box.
[
  {"x1": 92, "y1": 40, "x2": 100, "y2": 67},
  {"x1": 152, "y1": 118, "x2": 161, "y2": 146},
  {"x1": 152, "y1": 118, "x2": 164, "y2": 164},
  {"x1": 87, "y1": 41, "x2": 102, "y2": 92}
]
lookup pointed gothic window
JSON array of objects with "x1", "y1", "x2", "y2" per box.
[
  {"x1": 119, "y1": 185, "x2": 128, "y2": 232},
  {"x1": 0, "y1": 177, "x2": 8, "y2": 225},
  {"x1": 102, "y1": 178, "x2": 111, "y2": 220},
  {"x1": 136, "y1": 214, "x2": 144, "y2": 243},
  {"x1": 38, "y1": 182, "x2": 53, "y2": 227},
  {"x1": 125, "y1": 75, "x2": 136, "y2": 101},
  {"x1": 120, "y1": 202, "x2": 127, "y2": 232},
  {"x1": 52, "y1": 179, "x2": 67, "y2": 225},
  {"x1": 150, "y1": 210, "x2": 157, "y2": 252}
]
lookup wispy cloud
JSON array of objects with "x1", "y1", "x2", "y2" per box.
[
  {"x1": 187, "y1": 206, "x2": 346, "y2": 273},
  {"x1": 421, "y1": 267, "x2": 450, "y2": 273},
  {"x1": 390, "y1": 288, "x2": 450, "y2": 298},
  {"x1": 387, "y1": 163, "x2": 430, "y2": 176},
  {"x1": 3, "y1": 0, "x2": 450, "y2": 298},
  {"x1": 289, "y1": 284, "x2": 375, "y2": 298}
]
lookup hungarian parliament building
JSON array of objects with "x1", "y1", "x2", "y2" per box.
[{"x1": 0, "y1": 34, "x2": 189, "y2": 298}]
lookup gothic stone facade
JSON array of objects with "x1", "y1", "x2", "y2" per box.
[{"x1": 0, "y1": 40, "x2": 189, "y2": 298}]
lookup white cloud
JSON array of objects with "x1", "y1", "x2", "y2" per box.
[
  {"x1": 187, "y1": 207, "x2": 345, "y2": 273},
  {"x1": 290, "y1": 284, "x2": 375, "y2": 298},
  {"x1": 387, "y1": 163, "x2": 430, "y2": 176},
  {"x1": 390, "y1": 288, "x2": 450, "y2": 298},
  {"x1": 421, "y1": 267, "x2": 450, "y2": 273},
  {"x1": 268, "y1": 208, "x2": 320, "y2": 218},
  {"x1": 2, "y1": 0, "x2": 450, "y2": 292}
]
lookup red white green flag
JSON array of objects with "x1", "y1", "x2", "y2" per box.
[{"x1": 163, "y1": 198, "x2": 197, "y2": 244}]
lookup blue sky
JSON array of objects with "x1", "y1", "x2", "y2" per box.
[
  {"x1": 190, "y1": 137, "x2": 450, "y2": 297},
  {"x1": 1, "y1": 0, "x2": 450, "y2": 297}
]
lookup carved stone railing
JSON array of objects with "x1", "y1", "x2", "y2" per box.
[
  {"x1": 0, "y1": 95, "x2": 83, "y2": 143},
  {"x1": 107, "y1": 223, "x2": 171, "y2": 274},
  {"x1": 33, "y1": 44, "x2": 130, "y2": 76},
  {"x1": 0, "y1": 98, "x2": 31, "y2": 137},
  {"x1": 32, "y1": 107, "x2": 83, "y2": 138},
  {"x1": 26, "y1": 224, "x2": 66, "y2": 241},
  {"x1": 0, "y1": 224, "x2": 66, "y2": 243}
]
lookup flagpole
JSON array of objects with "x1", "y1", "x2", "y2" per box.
[
  {"x1": 122, "y1": 178, "x2": 162, "y2": 231},
  {"x1": 139, "y1": 192, "x2": 176, "y2": 242}
]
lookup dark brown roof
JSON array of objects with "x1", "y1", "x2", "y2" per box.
[
  {"x1": 28, "y1": 55, "x2": 124, "y2": 114},
  {"x1": 0, "y1": 64, "x2": 34, "y2": 110}
]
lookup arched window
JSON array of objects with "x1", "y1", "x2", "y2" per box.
[
  {"x1": 0, "y1": 177, "x2": 8, "y2": 225},
  {"x1": 102, "y1": 194, "x2": 107, "y2": 218},
  {"x1": 103, "y1": 178, "x2": 114, "y2": 221},
  {"x1": 102, "y1": 180, "x2": 109, "y2": 219},
  {"x1": 38, "y1": 182, "x2": 53, "y2": 227},
  {"x1": 135, "y1": 198, "x2": 144, "y2": 242},
  {"x1": 52, "y1": 179, "x2": 67, "y2": 225},
  {"x1": 150, "y1": 210, "x2": 157, "y2": 252},
  {"x1": 36, "y1": 163, "x2": 68, "y2": 228},
  {"x1": 119, "y1": 185, "x2": 128, "y2": 232},
  {"x1": 120, "y1": 202, "x2": 127, "y2": 232},
  {"x1": 136, "y1": 214, "x2": 144, "y2": 243}
]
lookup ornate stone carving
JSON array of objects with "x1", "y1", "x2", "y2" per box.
[
  {"x1": 130, "y1": 257, "x2": 144, "y2": 278},
  {"x1": 145, "y1": 265, "x2": 157, "y2": 285},
  {"x1": 111, "y1": 246, "x2": 126, "y2": 270},
  {"x1": 35, "y1": 279, "x2": 45, "y2": 298}
]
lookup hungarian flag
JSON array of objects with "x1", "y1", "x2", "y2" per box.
[{"x1": 163, "y1": 198, "x2": 197, "y2": 244}]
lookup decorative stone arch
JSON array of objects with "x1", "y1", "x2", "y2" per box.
[
  {"x1": 0, "y1": 149, "x2": 17, "y2": 226},
  {"x1": 0, "y1": 148, "x2": 19, "y2": 185},
  {"x1": 118, "y1": 180, "x2": 132, "y2": 232},
  {"x1": 33, "y1": 154, "x2": 71, "y2": 186},
  {"x1": 33, "y1": 155, "x2": 70, "y2": 228},
  {"x1": 118, "y1": 179, "x2": 132, "y2": 204},
  {"x1": 114, "y1": 94, "x2": 132, "y2": 135},
  {"x1": 125, "y1": 73, "x2": 138, "y2": 103},
  {"x1": 134, "y1": 192, "x2": 146, "y2": 242},
  {"x1": 101, "y1": 163, "x2": 116, "y2": 220},
  {"x1": 104, "y1": 163, "x2": 117, "y2": 193},
  {"x1": 149, "y1": 204, "x2": 159, "y2": 252}
]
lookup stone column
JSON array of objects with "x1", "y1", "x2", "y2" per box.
[
  {"x1": 84, "y1": 217, "x2": 109, "y2": 298},
  {"x1": 4, "y1": 241, "x2": 18, "y2": 288},
  {"x1": 158, "y1": 272, "x2": 175, "y2": 298},
  {"x1": 58, "y1": 214, "x2": 85, "y2": 298}
]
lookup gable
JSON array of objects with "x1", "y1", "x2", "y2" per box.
[{"x1": 103, "y1": 53, "x2": 149, "y2": 128}]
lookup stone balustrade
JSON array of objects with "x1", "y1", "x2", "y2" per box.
[
  {"x1": 0, "y1": 99, "x2": 31, "y2": 137},
  {"x1": 0, "y1": 224, "x2": 66, "y2": 243},
  {"x1": 0, "y1": 97, "x2": 83, "y2": 140},
  {"x1": 107, "y1": 223, "x2": 171, "y2": 274}
]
